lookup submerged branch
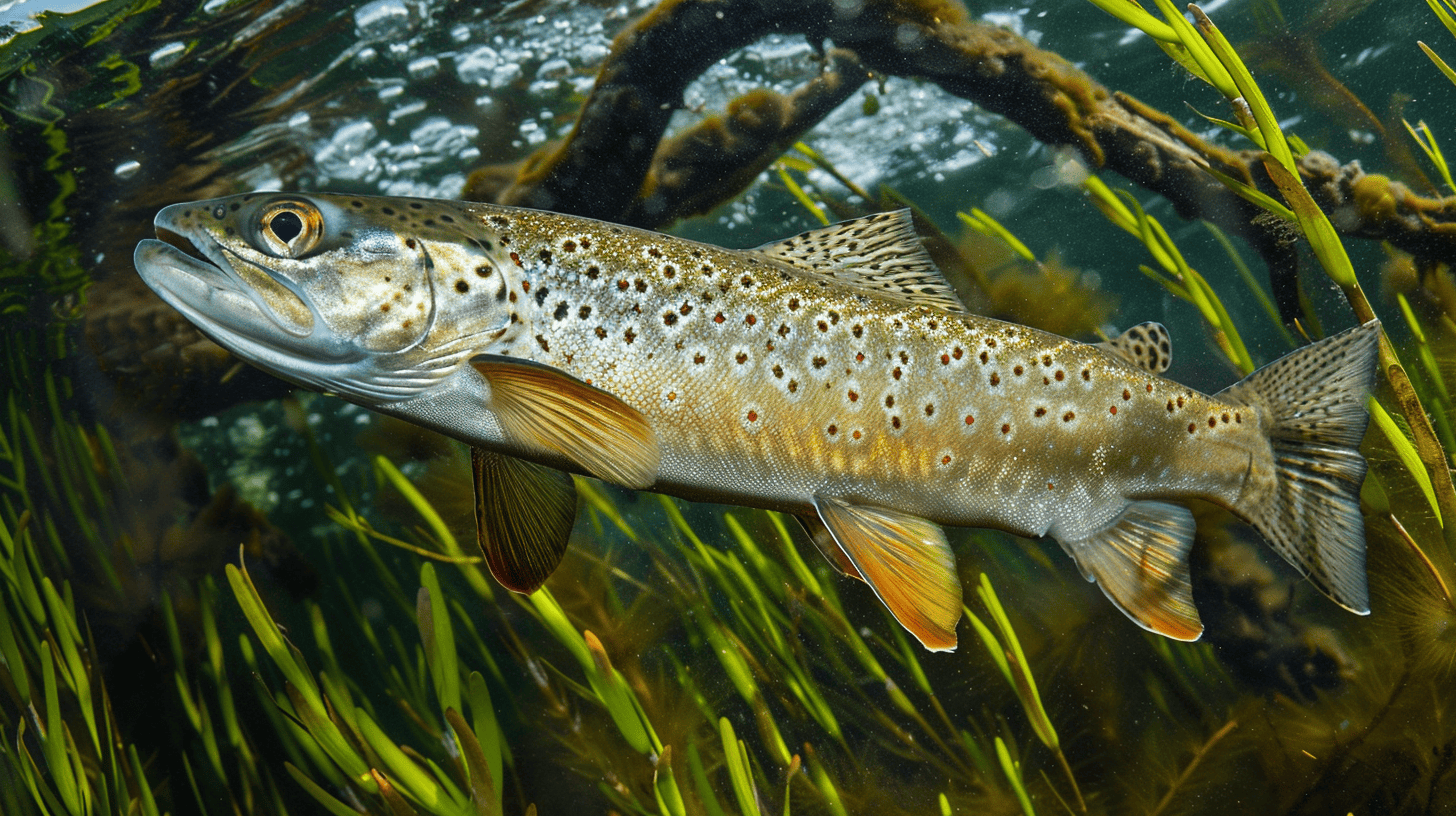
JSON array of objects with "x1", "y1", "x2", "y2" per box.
[{"x1": 474, "y1": 0, "x2": 1456, "y2": 273}]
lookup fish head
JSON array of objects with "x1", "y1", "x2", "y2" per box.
[{"x1": 134, "y1": 193, "x2": 516, "y2": 403}]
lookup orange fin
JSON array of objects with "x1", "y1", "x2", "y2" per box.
[
  {"x1": 813, "y1": 496, "x2": 961, "y2": 651},
  {"x1": 471, "y1": 356, "x2": 661, "y2": 489},
  {"x1": 795, "y1": 514, "x2": 865, "y2": 582},
  {"x1": 1057, "y1": 501, "x2": 1202, "y2": 641},
  {"x1": 472, "y1": 447, "x2": 578, "y2": 593}
]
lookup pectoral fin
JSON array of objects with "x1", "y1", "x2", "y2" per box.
[
  {"x1": 1056, "y1": 501, "x2": 1202, "y2": 641},
  {"x1": 813, "y1": 496, "x2": 961, "y2": 651},
  {"x1": 471, "y1": 356, "x2": 661, "y2": 489},
  {"x1": 472, "y1": 447, "x2": 578, "y2": 593}
]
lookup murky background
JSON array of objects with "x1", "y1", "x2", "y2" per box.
[{"x1": 3, "y1": 0, "x2": 1455, "y2": 814}]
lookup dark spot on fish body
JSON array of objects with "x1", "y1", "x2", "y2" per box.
[
  {"x1": 595, "y1": 327, "x2": 607, "y2": 339},
  {"x1": 581, "y1": 238, "x2": 591, "y2": 249},
  {"x1": 456, "y1": 280, "x2": 470, "y2": 294},
  {"x1": 736, "y1": 352, "x2": 748, "y2": 364},
  {"x1": 539, "y1": 249, "x2": 553, "y2": 263},
  {"x1": 772, "y1": 365, "x2": 783, "y2": 378},
  {"x1": 1034, "y1": 407, "x2": 1046, "y2": 417},
  {"x1": 1109, "y1": 406, "x2": 1118, "y2": 415},
  {"x1": 486, "y1": 216, "x2": 504, "y2": 228},
  {"x1": 1055, "y1": 370, "x2": 1065, "y2": 381},
  {"x1": 885, "y1": 395, "x2": 895, "y2": 408},
  {"x1": 965, "y1": 415, "x2": 975, "y2": 425},
  {"x1": 554, "y1": 302, "x2": 569, "y2": 321},
  {"x1": 1167, "y1": 400, "x2": 1175, "y2": 412},
  {"x1": 380, "y1": 303, "x2": 391, "y2": 312},
  {"x1": 714, "y1": 313, "x2": 725, "y2": 324},
  {"x1": 510, "y1": 252, "x2": 522, "y2": 266},
  {"x1": 848, "y1": 390, "x2": 859, "y2": 401},
  {"x1": 818, "y1": 320, "x2": 828, "y2": 332},
  {"x1": 812, "y1": 357, "x2": 827, "y2": 369},
  {"x1": 940, "y1": 354, "x2": 950, "y2": 365},
  {"x1": 788, "y1": 380, "x2": 799, "y2": 392},
  {"x1": 536, "y1": 335, "x2": 550, "y2": 352},
  {"x1": 1188, "y1": 423, "x2": 1196, "y2": 433},
  {"x1": 648, "y1": 247, "x2": 662, "y2": 258},
  {"x1": 476, "y1": 265, "x2": 493, "y2": 278},
  {"x1": 664, "y1": 265, "x2": 676, "y2": 278},
  {"x1": 891, "y1": 416, "x2": 901, "y2": 429},
  {"x1": 409, "y1": 202, "x2": 423, "y2": 209},
  {"x1": 740, "y1": 275, "x2": 753, "y2": 288},
  {"x1": 624, "y1": 329, "x2": 637, "y2": 344},
  {"x1": 635, "y1": 279, "x2": 648, "y2": 293},
  {"x1": 1063, "y1": 411, "x2": 1075, "y2": 422},
  {"x1": 747, "y1": 410, "x2": 758, "y2": 422},
  {"x1": 1001, "y1": 423, "x2": 1010, "y2": 434},
  {"x1": 618, "y1": 280, "x2": 630, "y2": 291},
  {"x1": 1209, "y1": 416, "x2": 1218, "y2": 428},
  {"x1": 852, "y1": 324, "x2": 863, "y2": 338},
  {"x1": 382, "y1": 207, "x2": 395, "y2": 216},
  {"x1": 745, "y1": 314, "x2": 757, "y2": 326},
  {"x1": 989, "y1": 373, "x2": 1000, "y2": 386},
  {"x1": 680, "y1": 303, "x2": 693, "y2": 315},
  {"x1": 788, "y1": 298, "x2": 800, "y2": 311},
  {"x1": 587, "y1": 266, "x2": 601, "y2": 279},
  {"x1": 663, "y1": 311, "x2": 677, "y2": 326},
  {"x1": 827, "y1": 424, "x2": 838, "y2": 435},
  {"x1": 695, "y1": 354, "x2": 707, "y2": 365},
  {"x1": 1081, "y1": 369, "x2": 1090, "y2": 381},
  {"x1": 563, "y1": 240, "x2": 577, "y2": 252},
  {"x1": 579, "y1": 305, "x2": 592, "y2": 319},
  {"x1": 534, "y1": 287, "x2": 549, "y2": 306},
  {"x1": 778, "y1": 324, "x2": 791, "y2": 337},
  {"x1": 1014, "y1": 365, "x2": 1024, "y2": 376},
  {"x1": 854, "y1": 352, "x2": 865, "y2": 363},
  {"x1": 406, "y1": 238, "x2": 418, "y2": 249},
  {"x1": 924, "y1": 404, "x2": 934, "y2": 417}
]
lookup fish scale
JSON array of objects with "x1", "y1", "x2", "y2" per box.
[
  {"x1": 501, "y1": 209, "x2": 1251, "y2": 541},
  {"x1": 134, "y1": 192, "x2": 1381, "y2": 652}
]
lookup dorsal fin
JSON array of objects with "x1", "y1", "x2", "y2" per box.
[
  {"x1": 1097, "y1": 322, "x2": 1172, "y2": 373},
  {"x1": 751, "y1": 210, "x2": 967, "y2": 313}
]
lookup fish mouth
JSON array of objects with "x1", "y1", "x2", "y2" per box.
[{"x1": 134, "y1": 220, "x2": 351, "y2": 386}]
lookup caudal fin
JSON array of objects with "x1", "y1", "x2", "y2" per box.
[{"x1": 1218, "y1": 321, "x2": 1381, "y2": 613}]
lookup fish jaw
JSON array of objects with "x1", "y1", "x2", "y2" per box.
[{"x1": 134, "y1": 207, "x2": 456, "y2": 404}]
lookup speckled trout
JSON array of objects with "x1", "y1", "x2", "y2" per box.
[{"x1": 134, "y1": 193, "x2": 1379, "y2": 650}]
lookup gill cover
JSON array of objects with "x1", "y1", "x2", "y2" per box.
[{"x1": 135, "y1": 193, "x2": 504, "y2": 403}]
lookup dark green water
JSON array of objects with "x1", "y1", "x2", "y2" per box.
[{"x1": 2, "y1": 1, "x2": 1455, "y2": 814}]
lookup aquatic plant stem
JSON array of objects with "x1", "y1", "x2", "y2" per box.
[{"x1": 1147, "y1": 719, "x2": 1237, "y2": 816}]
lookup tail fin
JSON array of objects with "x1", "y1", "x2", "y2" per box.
[{"x1": 1218, "y1": 321, "x2": 1381, "y2": 614}]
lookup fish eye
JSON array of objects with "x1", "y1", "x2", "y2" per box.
[{"x1": 258, "y1": 200, "x2": 323, "y2": 258}]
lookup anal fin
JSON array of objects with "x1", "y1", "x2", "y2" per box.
[
  {"x1": 1056, "y1": 501, "x2": 1202, "y2": 641},
  {"x1": 471, "y1": 356, "x2": 661, "y2": 489},
  {"x1": 472, "y1": 447, "x2": 578, "y2": 594},
  {"x1": 813, "y1": 496, "x2": 961, "y2": 651}
]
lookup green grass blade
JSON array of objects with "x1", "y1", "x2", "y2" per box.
[{"x1": 1369, "y1": 397, "x2": 1443, "y2": 526}]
